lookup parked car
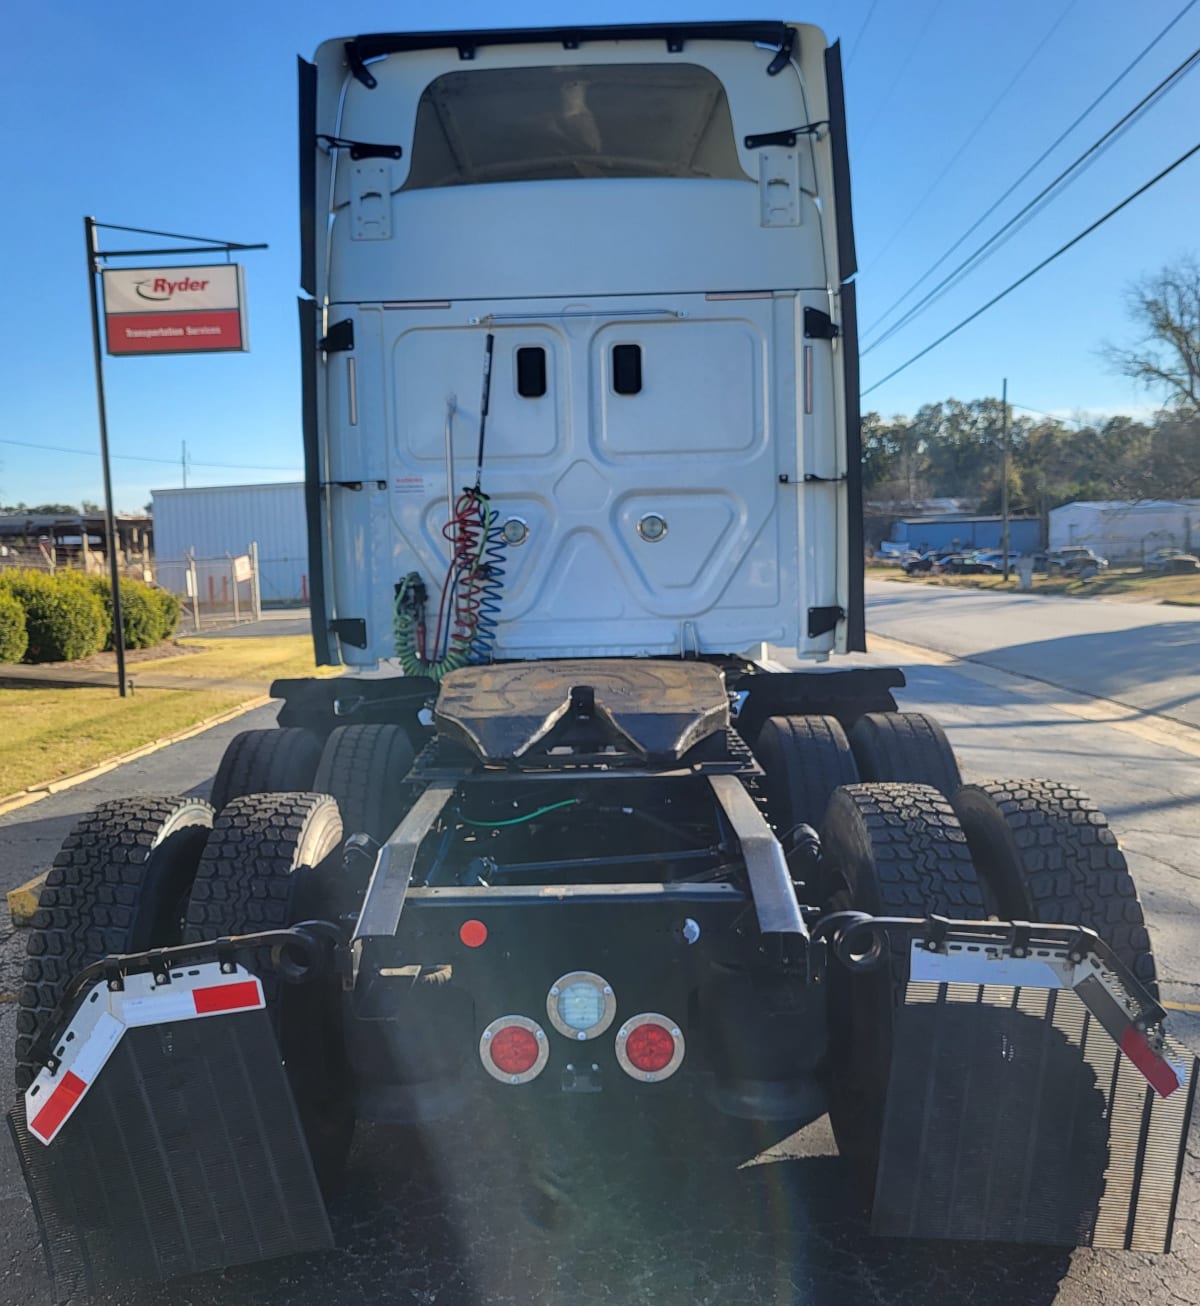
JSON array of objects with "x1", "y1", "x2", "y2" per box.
[
  {"x1": 1145, "y1": 548, "x2": 1200, "y2": 575},
  {"x1": 902, "y1": 550, "x2": 943, "y2": 574},
  {"x1": 972, "y1": 551, "x2": 1022, "y2": 573},
  {"x1": 1045, "y1": 547, "x2": 1108, "y2": 578},
  {"x1": 936, "y1": 553, "x2": 994, "y2": 575}
]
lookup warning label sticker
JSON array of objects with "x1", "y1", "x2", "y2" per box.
[{"x1": 391, "y1": 476, "x2": 428, "y2": 496}]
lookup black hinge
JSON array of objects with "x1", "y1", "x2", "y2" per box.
[
  {"x1": 330, "y1": 618, "x2": 368, "y2": 649},
  {"x1": 744, "y1": 120, "x2": 828, "y2": 150},
  {"x1": 807, "y1": 606, "x2": 845, "y2": 638},
  {"x1": 319, "y1": 319, "x2": 354, "y2": 353},
  {"x1": 804, "y1": 308, "x2": 839, "y2": 340},
  {"x1": 317, "y1": 134, "x2": 403, "y2": 161}
]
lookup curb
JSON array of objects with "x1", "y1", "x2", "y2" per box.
[{"x1": 4, "y1": 694, "x2": 271, "y2": 926}]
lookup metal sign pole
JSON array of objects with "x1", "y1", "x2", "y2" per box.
[{"x1": 84, "y1": 216, "x2": 128, "y2": 697}]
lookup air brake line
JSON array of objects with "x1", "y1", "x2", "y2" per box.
[{"x1": 394, "y1": 332, "x2": 507, "y2": 679}]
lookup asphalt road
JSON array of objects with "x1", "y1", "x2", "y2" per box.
[
  {"x1": 865, "y1": 577, "x2": 1200, "y2": 727},
  {"x1": 0, "y1": 607, "x2": 1197, "y2": 1304}
]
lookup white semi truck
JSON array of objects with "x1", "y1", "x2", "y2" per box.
[{"x1": 10, "y1": 21, "x2": 1194, "y2": 1294}]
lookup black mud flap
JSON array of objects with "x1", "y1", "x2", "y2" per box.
[
  {"x1": 873, "y1": 978, "x2": 1197, "y2": 1250},
  {"x1": 10, "y1": 1008, "x2": 333, "y2": 1295}
]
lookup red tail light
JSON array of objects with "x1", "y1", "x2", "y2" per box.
[
  {"x1": 479, "y1": 1015, "x2": 549, "y2": 1084},
  {"x1": 615, "y1": 1013, "x2": 685, "y2": 1082}
]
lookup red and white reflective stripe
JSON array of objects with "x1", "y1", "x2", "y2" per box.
[
  {"x1": 24, "y1": 964, "x2": 265, "y2": 1146},
  {"x1": 1120, "y1": 1025, "x2": 1182, "y2": 1098}
]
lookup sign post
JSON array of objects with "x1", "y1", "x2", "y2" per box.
[
  {"x1": 84, "y1": 216, "x2": 128, "y2": 696},
  {"x1": 82, "y1": 219, "x2": 266, "y2": 695}
]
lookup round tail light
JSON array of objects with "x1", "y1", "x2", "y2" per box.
[
  {"x1": 479, "y1": 1016, "x2": 549, "y2": 1084},
  {"x1": 546, "y1": 971, "x2": 616, "y2": 1041},
  {"x1": 615, "y1": 1013, "x2": 685, "y2": 1082}
]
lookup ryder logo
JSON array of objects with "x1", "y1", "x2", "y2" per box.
[{"x1": 135, "y1": 276, "x2": 211, "y2": 301}]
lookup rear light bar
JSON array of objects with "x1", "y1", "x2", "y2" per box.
[
  {"x1": 479, "y1": 1015, "x2": 549, "y2": 1084},
  {"x1": 25, "y1": 964, "x2": 265, "y2": 1145},
  {"x1": 615, "y1": 1012, "x2": 685, "y2": 1082}
]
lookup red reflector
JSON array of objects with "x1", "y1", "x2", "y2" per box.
[
  {"x1": 459, "y1": 919, "x2": 488, "y2": 948},
  {"x1": 489, "y1": 1025, "x2": 539, "y2": 1075},
  {"x1": 191, "y1": 980, "x2": 261, "y2": 1015},
  {"x1": 1120, "y1": 1025, "x2": 1180, "y2": 1097},
  {"x1": 626, "y1": 1023, "x2": 675, "y2": 1073},
  {"x1": 30, "y1": 1070, "x2": 87, "y2": 1142}
]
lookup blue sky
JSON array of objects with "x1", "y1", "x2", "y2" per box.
[{"x1": 2, "y1": 1, "x2": 1197, "y2": 510}]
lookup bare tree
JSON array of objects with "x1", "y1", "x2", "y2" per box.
[{"x1": 1104, "y1": 257, "x2": 1200, "y2": 413}]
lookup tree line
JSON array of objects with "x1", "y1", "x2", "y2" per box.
[{"x1": 863, "y1": 257, "x2": 1200, "y2": 521}]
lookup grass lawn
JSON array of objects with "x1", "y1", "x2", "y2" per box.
[
  {"x1": 869, "y1": 565, "x2": 1200, "y2": 605},
  {"x1": 0, "y1": 636, "x2": 337, "y2": 799}
]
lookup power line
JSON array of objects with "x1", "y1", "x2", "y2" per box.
[
  {"x1": 861, "y1": 138, "x2": 1200, "y2": 396},
  {"x1": 0, "y1": 436, "x2": 300, "y2": 473},
  {"x1": 856, "y1": 0, "x2": 946, "y2": 149},
  {"x1": 864, "y1": 43, "x2": 1200, "y2": 355},
  {"x1": 862, "y1": 0, "x2": 1200, "y2": 344},
  {"x1": 846, "y1": 0, "x2": 883, "y2": 69},
  {"x1": 862, "y1": 0, "x2": 1081, "y2": 277}
]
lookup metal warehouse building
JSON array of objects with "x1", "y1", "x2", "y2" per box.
[
  {"x1": 151, "y1": 482, "x2": 308, "y2": 604},
  {"x1": 1048, "y1": 500, "x2": 1200, "y2": 565},
  {"x1": 888, "y1": 514, "x2": 1041, "y2": 555}
]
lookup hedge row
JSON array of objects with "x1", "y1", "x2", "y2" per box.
[{"x1": 0, "y1": 571, "x2": 180, "y2": 663}]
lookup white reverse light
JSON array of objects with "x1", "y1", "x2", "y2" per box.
[{"x1": 545, "y1": 971, "x2": 617, "y2": 1041}]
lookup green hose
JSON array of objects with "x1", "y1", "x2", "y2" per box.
[{"x1": 393, "y1": 573, "x2": 471, "y2": 681}]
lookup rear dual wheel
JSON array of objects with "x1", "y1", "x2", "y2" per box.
[
  {"x1": 185, "y1": 792, "x2": 354, "y2": 1190},
  {"x1": 15, "y1": 797, "x2": 214, "y2": 1093},
  {"x1": 819, "y1": 782, "x2": 986, "y2": 1180}
]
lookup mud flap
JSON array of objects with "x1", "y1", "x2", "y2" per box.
[
  {"x1": 872, "y1": 949, "x2": 1197, "y2": 1250},
  {"x1": 10, "y1": 1007, "x2": 333, "y2": 1295}
]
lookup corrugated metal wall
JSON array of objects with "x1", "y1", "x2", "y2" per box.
[
  {"x1": 152, "y1": 483, "x2": 308, "y2": 602},
  {"x1": 1049, "y1": 500, "x2": 1200, "y2": 562}
]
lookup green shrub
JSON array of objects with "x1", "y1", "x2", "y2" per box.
[
  {"x1": 152, "y1": 587, "x2": 181, "y2": 642},
  {"x1": 0, "y1": 571, "x2": 106, "y2": 662},
  {"x1": 87, "y1": 576, "x2": 181, "y2": 649},
  {"x1": 0, "y1": 589, "x2": 28, "y2": 663}
]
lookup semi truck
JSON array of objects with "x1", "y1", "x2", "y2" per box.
[{"x1": 10, "y1": 20, "x2": 1195, "y2": 1295}]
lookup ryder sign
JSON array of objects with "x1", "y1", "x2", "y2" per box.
[{"x1": 102, "y1": 265, "x2": 248, "y2": 355}]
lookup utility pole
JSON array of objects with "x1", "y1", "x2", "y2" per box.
[
  {"x1": 1001, "y1": 377, "x2": 1011, "y2": 582},
  {"x1": 182, "y1": 440, "x2": 188, "y2": 488}
]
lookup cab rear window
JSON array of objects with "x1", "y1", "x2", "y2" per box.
[{"x1": 403, "y1": 63, "x2": 750, "y2": 189}]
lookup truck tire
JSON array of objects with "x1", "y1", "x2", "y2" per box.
[
  {"x1": 953, "y1": 779, "x2": 1156, "y2": 994},
  {"x1": 183, "y1": 792, "x2": 352, "y2": 1190},
  {"x1": 753, "y1": 715, "x2": 859, "y2": 839},
  {"x1": 819, "y1": 783, "x2": 986, "y2": 1182},
  {"x1": 848, "y1": 711, "x2": 962, "y2": 797},
  {"x1": 209, "y1": 727, "x2": 323, "y2": 810},
  {"x1": 313, "y1": 723, "x2": 417, "y2": 843},
  {"x1": 15, "y1": 797, "x2": 213, "y2": 1093}
]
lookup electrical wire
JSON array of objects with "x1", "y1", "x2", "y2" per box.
[
  {"x1": 862, "y1": 0, "x2": 1082, "y2": 277},
  {"x1": 846, "y1": 0, "x2": 882, "y2": 69},
  {"x1": 0, "y1": 436, "x2": 300, "y2": 473},
  {"x1": 864, "y1": 40, "x2": 1200, "y2": 355},
  {"x1": 861, "y1": 138, "x2": 1200, "y2": 396},
  {"x1": 460, "y1": 799, "x2": 580, "y2": 828},
  {"x1": 863, "y1": 0, "x2": 1200, "y2": 343},
  {"x1": 856, "y1": 0, "x2": 946, "y2": 149}
]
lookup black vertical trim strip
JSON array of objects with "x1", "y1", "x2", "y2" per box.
[
  {"x1": 298, "y1": 58, "x2": 317, "y2": 298},
  {"x1": 841, "y1": 280, "x2": 866, "y2": 651},
  {"x1": 824, "y1": 41, "x2": 857, "y2": 281},
  {"x1": 298, "y1": 297, "x2": 335, "y2": 666}
]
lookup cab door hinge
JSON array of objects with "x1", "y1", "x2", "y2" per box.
[
  {"x1": 807, "y1": 606, "x2": 845, "y2": 638},
  {"x1": 319, "y1": 319, "x2": 354, "y2": 353},
  {"x1": 803, "y1": 308, "x2": 839, "y2": 340}
]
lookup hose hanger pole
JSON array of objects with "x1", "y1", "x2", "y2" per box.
[{"x1": 474, "y1": 332, "x2": 495, "y2": 490}]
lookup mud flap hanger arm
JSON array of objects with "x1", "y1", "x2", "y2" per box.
[{"x1": 27, "y1": 923, "x2": 346, "y2": 1077}]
